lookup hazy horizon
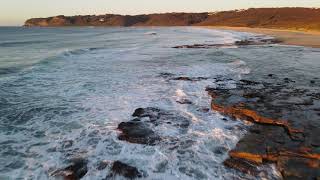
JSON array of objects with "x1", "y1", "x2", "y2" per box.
[{"x1": 1, "y1": 0, "x2": 320, "y2": 26}]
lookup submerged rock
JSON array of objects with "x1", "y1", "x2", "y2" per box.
[
  {"x1": 172, "y1": 38, "x2": 281, "y2": 49},
  {"x1": 52, "y1": 158, "x2": 88, "y2": 180},
  {"x1": 97, "y1": 160, "x2": 112, "y2": 170},
  {"x1": 235, "y1": 38, "x2": 281, "y2": 46},
  {"x1": 107, "y1": 161, "x2": 143, "y2": 179},
  {"x1": 170, "y1": 76, "x2": 209, "y2": 81},
  {"x1": 172, "y1": 43, "x2": 232, "y2": 49},
  {"x1": 176, "y1": 99, "x2": 193, "y2": 105},
  {"x1": 131, "y1": 107, "x2": 190, "y2": 128},
  {"x1": 158, "y1": 72, "x2": 175, "y2": 78}
]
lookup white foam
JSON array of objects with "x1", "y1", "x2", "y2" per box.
[{"x1": 0, "y1": 27, "x2": 267, "y2": 179}]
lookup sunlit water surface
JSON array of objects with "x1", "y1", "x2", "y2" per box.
[{"x1": 0, "y1": 27, "x2": 319, "y2": 179}]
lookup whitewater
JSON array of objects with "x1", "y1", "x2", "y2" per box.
[{"x1": 1, "y1": 27, "x2": 319, "y2": 179}]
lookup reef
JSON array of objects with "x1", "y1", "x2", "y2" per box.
[
  {"x1": 206, "y1": 76, "x2": 320, "y2": 179},
  {"x1": 172, "y1": 38, "x2": 282, "y2": 49}
]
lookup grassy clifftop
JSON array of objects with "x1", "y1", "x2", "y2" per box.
[{"x1": 25, "y1": 8, "x2": 320, "y2": 31}]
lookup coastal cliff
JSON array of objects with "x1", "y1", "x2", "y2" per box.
[
  {"x1": 24, "y1": 13, "x2": 209, "y2": 27},
  {"x1": 25, "y1": 8, "x2": 320, "y2": 31}
]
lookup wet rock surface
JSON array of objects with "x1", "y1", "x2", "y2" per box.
[
  {"x1": 117, "y1": 107, "x2": 190, "y2": 145},
  {"x1": 176, "y1": 99, "x2": 193, "y2": 105},
  {"x1": 52, "y1": 158, "x2": 88, "y2": 180},
  {"x1": 118, "y1": 120, "x2": 160, "y2": 145},
  {"x1": 173, "y1": 43, "x2": 233, "y2": 49},
  {"x1": 206, "y1": 76, "x2": 320, "y2": 179},
  {"x1": 172, "y1": 38, "x2": 281, "y2": 49},
  {"x1": 170, "y1": 76, "x2": 209, "y2": 81},
  {"x1": 158, "y1": 72, "x2": 212, "y2": 82},
  {"x1": 107, "y1": 161, "x2": 143, "y2": 179}
]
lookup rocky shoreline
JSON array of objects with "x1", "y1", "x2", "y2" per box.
[
  {"x1": 44, "y1": 31, "x2": 319, "y2": 180},
  {"x1": 206, "y1": 76, "x2": 319, "y2": 179},
  {"x1": 50, "y1": 74, "x2": 319, "y2": 179}
]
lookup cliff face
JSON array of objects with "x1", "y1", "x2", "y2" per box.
[
  {"x1": 24, "y1": 8, "x2": 320, "y2": 31},
  {"x1": 197, "y1": 8, "x2": 320, "y2": 30},
  {"x1": 24, "y1": 13, "x2": 208, "y2": 27}
]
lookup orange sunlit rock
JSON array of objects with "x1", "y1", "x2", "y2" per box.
[{"x1": 211, "y1": 102, "x2": 303, "y2": 138}]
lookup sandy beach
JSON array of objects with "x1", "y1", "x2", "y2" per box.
[{"x1": 205, "y1": 26, "x2": 320, "y2": 48}]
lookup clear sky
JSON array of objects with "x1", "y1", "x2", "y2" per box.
[{"x1": 1, "y1": 0, "x2": 320, "y2": 26}]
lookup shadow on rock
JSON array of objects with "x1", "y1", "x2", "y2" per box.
[
  {"x1": 117, "y1": 107, "x2": 190, "y2": 145},
  {"x1": 206, "y1": 76, "x2": 320, "y2": 179},
  {"x1": 52, "y1": 158, "x2": 88, "y2": 180},
  {"x1": 106, "y1": 161, "x2": 143, "y2": 179}
]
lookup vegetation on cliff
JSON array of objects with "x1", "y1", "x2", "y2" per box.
[{"x1": 25, "y1": 8, "x2": 320, "y2": 31}]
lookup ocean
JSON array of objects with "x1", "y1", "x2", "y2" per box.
[{"x1": 0, "y1": 27, "x2": 319, "y2": 179}]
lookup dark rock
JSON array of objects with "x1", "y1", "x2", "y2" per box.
[
  {"x1": 172, "y1": 44, "x2": 231, "y2": 49},
  {"x1": 310, "y1": 80, "x2": 315, "y2": 84},
  {"x1": 172, "y1": 38, "x2": 280, "y2": 49},
  {"x1": 176, "y1": 99, "x2": 193, "y2": 104},
  {"x1": 97, "y1": 160, "x2": 111, "y2": 170},
  {"x1": 132, "y1": 108, "x2": 147, "y2": 117},
  {"x1": 198, "y1": 107, "x2": 210, "y2": 113},
  {"x1": 52, "y1": 158, "x2": 88, "y2": 180},
  {"x1": 239, "y1": 79, "x2": 260, "y2": 85},
  {"x1": 132, "y1": 107, "x2": 190, "y2": 128},
  {"x1": 118, "y1": 121, "x2": 160, "y2": 145},
  {"x1": 249, "y1": 127, "x2": 261, "y2": 134},
  {"x1": 277, "y1": 156, "x2": 320, "y2": 180},
  {"x1": 146, "y1": 32, "x2": 157, "y2": 35},
  {"x1": 224, "y1": 157, "x2": 260, "y2": 176},
  {"x1": 154, "y1": 160, "x2": 168, "y2": 173},
  {"x1": 235, "y1": 38, "x2": 280, "y2": 46},
  {"x1": 222, "y1": 118, "x2": 228, "y2": 121},
  {"x1": 172, "y1": 77, "x2": 193, "y2": 81},
  {"x1": 170, "y1": 76, "x2": 208, "y2": 81},
  {"x1": 283, "y1": 77, "x2": 295, "y2": 83},
  {"x1": 235, "y1": 40, "x2": 254, "y2": 46},
  {"x1": 107, "y1": 161, "x2": 143, "y2": 179},
  {"x1": 213, "y1": 146, "x2": 229, "y2": 154},
  {"x1": 207, "y1": 76, "x2": 320, "y2": 179},
  {"x1": 158, "y1": 72, "x2": 175, "y2": 78},
  {"x1": 118, "y1": 107, "x2": 190, "y2": 145}
]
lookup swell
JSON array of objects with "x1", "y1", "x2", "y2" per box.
[
  {"x1": 0, "y1": 40, "x2": 49, "y2": 47},
  {"x1": 0, "y1": 46, "x2": 106, "y2": 76}
]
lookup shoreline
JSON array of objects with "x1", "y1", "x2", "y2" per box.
[{"x1": 203, "y1": 26, "x2": 320, "y2": 48}]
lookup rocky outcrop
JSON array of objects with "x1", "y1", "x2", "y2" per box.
[
  {"x1": 117, "y1": 107, "x2": 190, "y2": 145},
  {"x1": 172, "y1": 38, "x2": 282, "y2": 49},
  {"x1": 107, "y1": 161, "x2": 143, "y2": 179},
  {"x1": 24, "y1": 8, "x2": 320, "y2": 31},
  {"x1": 52, "y1": 158, "x2": 88, "y2": 180},
  {"x1": 206, "y1": 77, "x2": 320, "y2": 179}
]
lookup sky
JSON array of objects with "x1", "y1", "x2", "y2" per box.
[{"x1": 0, "y1": 0, "x2": 320, "y2": 26}]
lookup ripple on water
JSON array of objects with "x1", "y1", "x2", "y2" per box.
[{"x1": 1, "y1": 27, "x2": 314, "y2": 179}]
